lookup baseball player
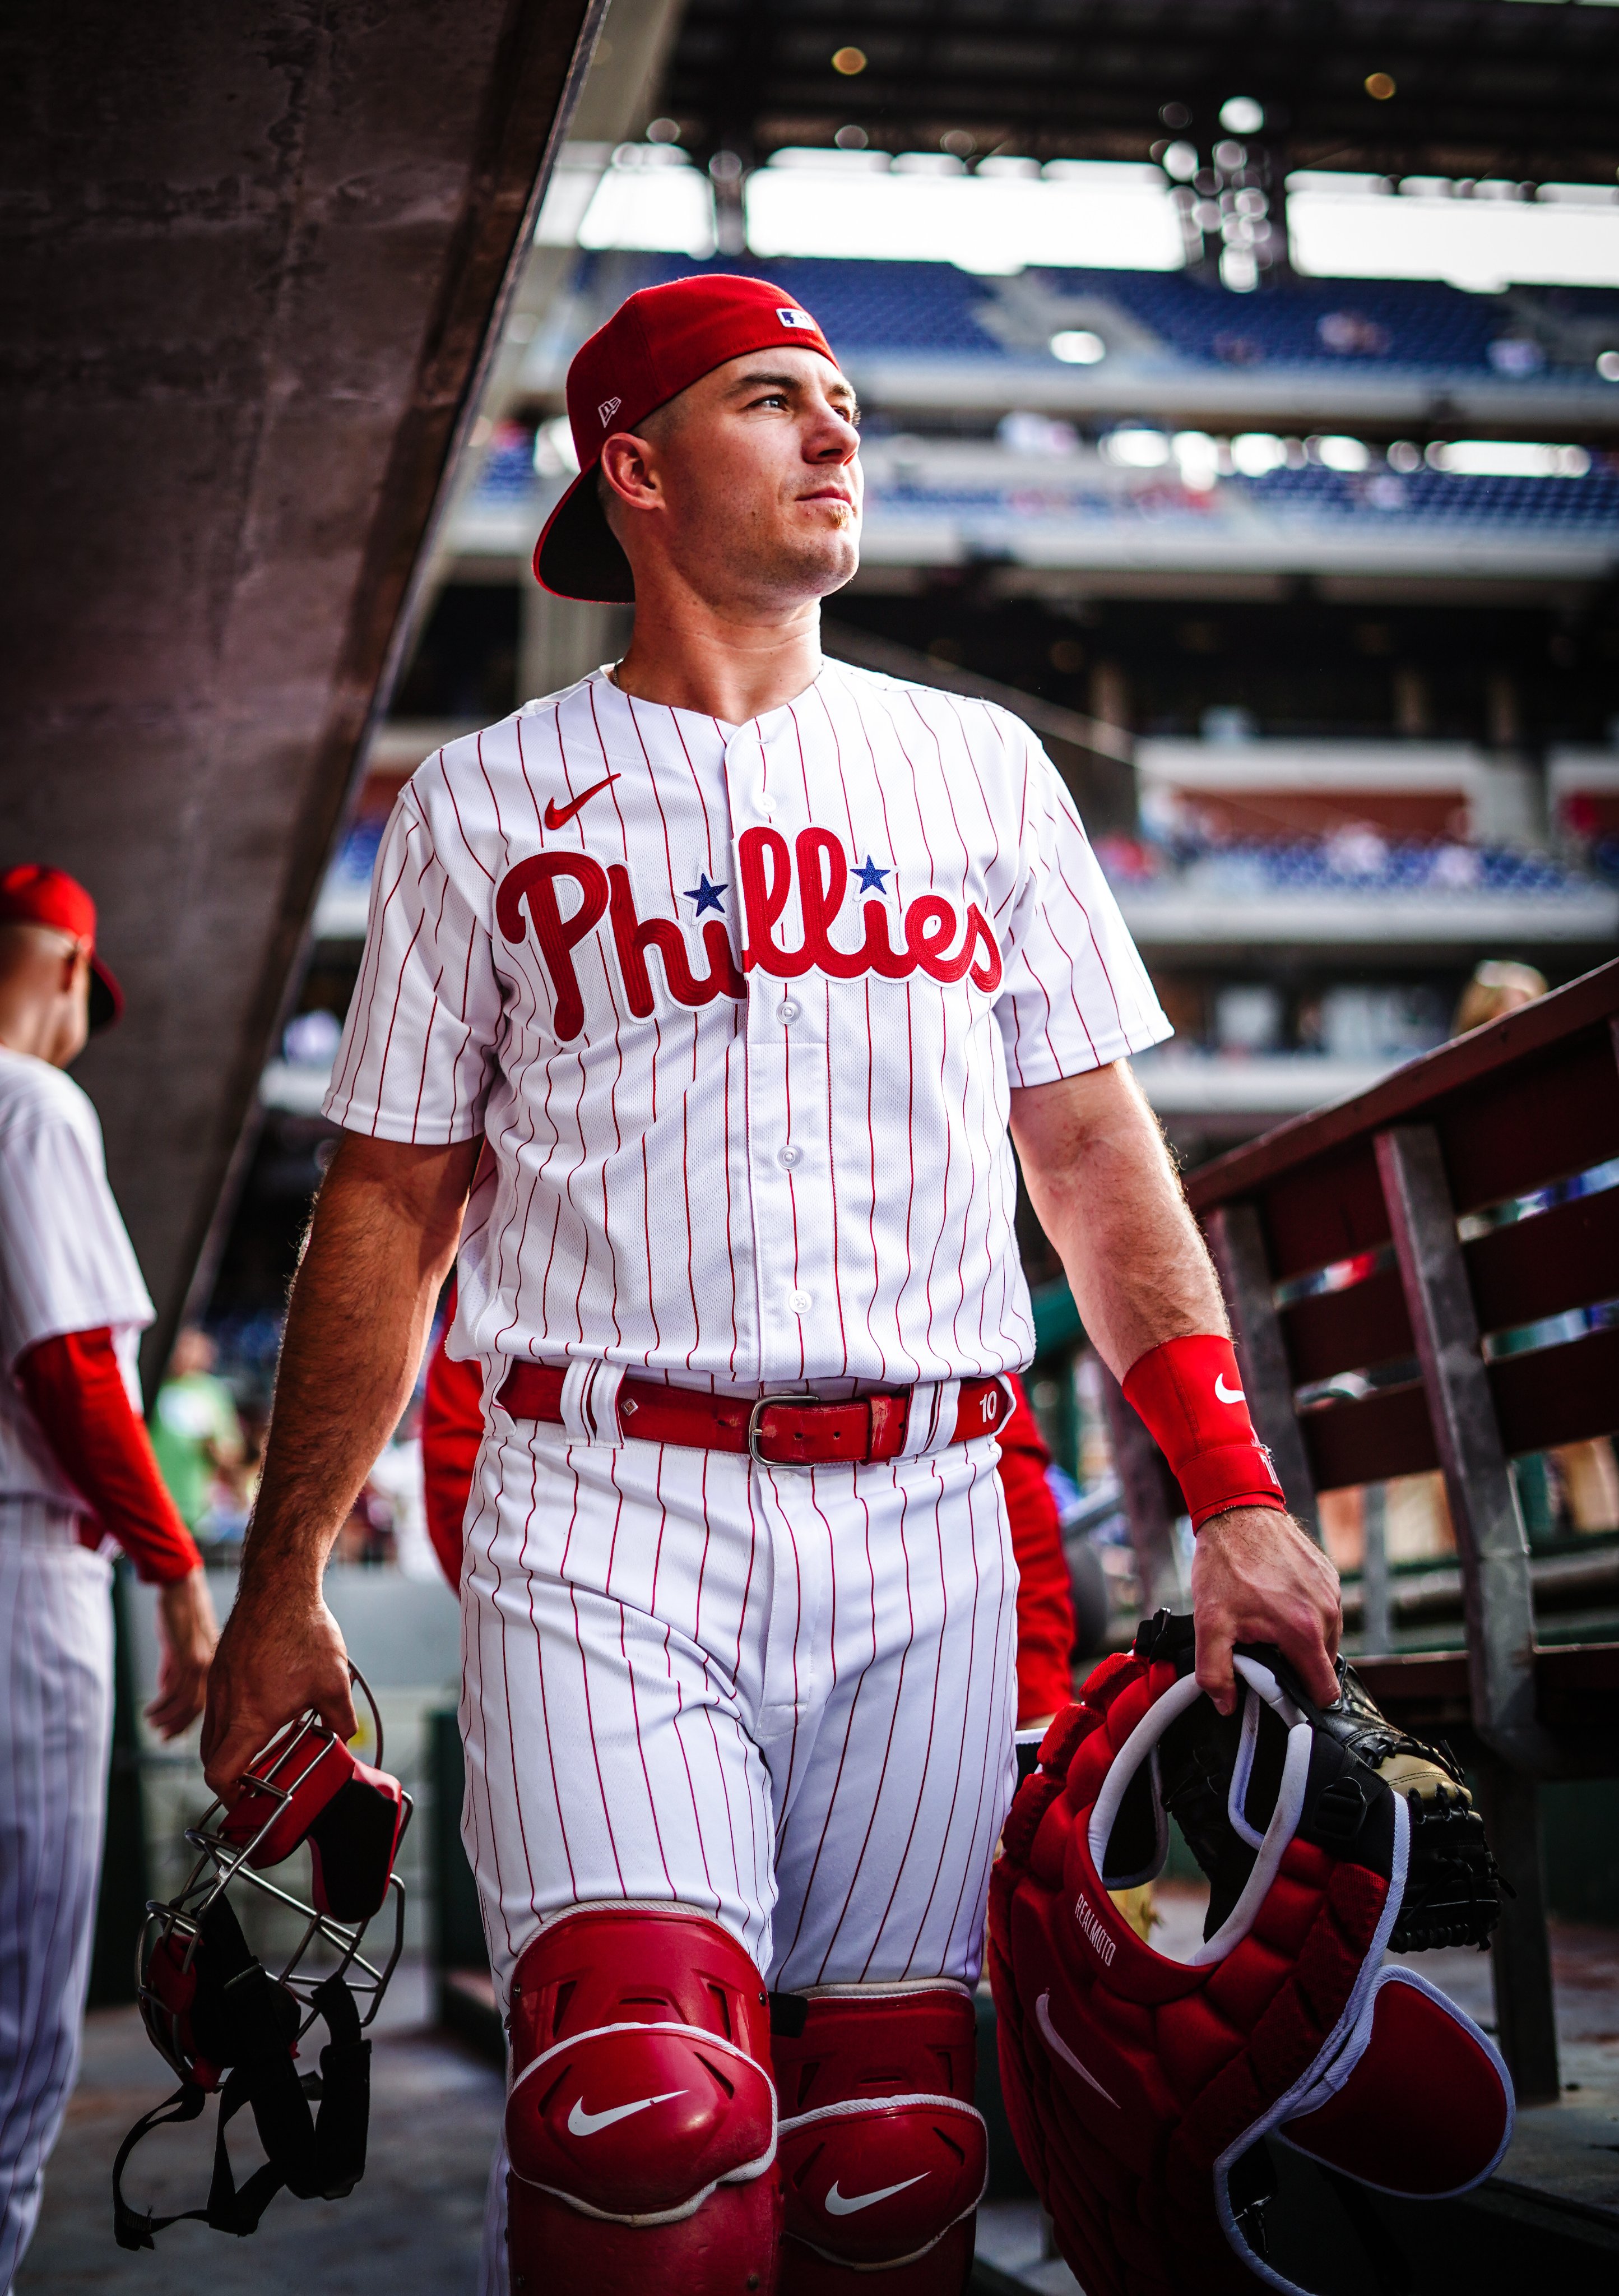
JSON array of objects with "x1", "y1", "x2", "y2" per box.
[
  {"x1": 0, "y1": 865, "x2": 217, "y2": 2291},
  {"x1": 201, "y1": 275, "x2": 1341, "y2": 2295}
]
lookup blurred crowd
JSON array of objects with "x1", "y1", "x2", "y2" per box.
[{"x1": 152, "y1": 1323, "x2": 440, "y2": 1577}]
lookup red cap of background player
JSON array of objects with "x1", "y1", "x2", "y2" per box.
[
  {"x1": 0, "y1": 864, "x2": 124, "y2": 1030},
  {"x1": 534, "y1": 273, "x2": 841, "y2": 604}
]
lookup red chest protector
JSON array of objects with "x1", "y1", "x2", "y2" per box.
[{"x1": 989, "y1": 1643, "x2": 1513, "y2": 2295}]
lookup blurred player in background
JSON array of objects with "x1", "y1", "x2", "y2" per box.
[
  {"x1": 150, "y1": 1324, "x2": 246, "y2": 1540},
  {"x1": 0, "y1": 865, "x2": 216, "y2": 2292}
]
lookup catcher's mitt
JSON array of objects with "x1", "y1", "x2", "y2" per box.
[{"x1": 1143, "y1": 1610, "x2": 1503, "y2": 1955}]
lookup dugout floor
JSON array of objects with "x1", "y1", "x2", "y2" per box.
[
  {"x1": 17, "y1": 1961, "x2": 502, "y2": 2295},
  {"x1": 20, "y1": 1907, "x2": 1619, "y2": 2294}
]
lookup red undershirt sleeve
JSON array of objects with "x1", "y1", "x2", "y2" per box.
[
  {"x1": 998, "y1": 1374, "x2": 1079, "y2": 1725},
  {"x1": 16, "y1": 1327, "x2": 202, "y2": 1584},
  {"x1": 421, "y1": 1308, "x2": 485, "y2": 1593}
]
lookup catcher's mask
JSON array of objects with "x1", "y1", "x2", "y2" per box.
[
  {"x1": 989, "y1": 1625, "x2": 1514, "y2": 2296},
  {"x1": 113, "y1": 1669, "x2": 411, "y2": 2250}
]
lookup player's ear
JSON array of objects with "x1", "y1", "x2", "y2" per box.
[{"x1": 599, "y1": 431, "x2": 663, "y2": 517}]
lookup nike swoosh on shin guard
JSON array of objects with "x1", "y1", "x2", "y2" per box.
[
  {"x1": 565, "y1": 2087, "x2": 687, "y2": 2137},
  {"x1": 824, "y1": 2173, "x2": 930, "y2": 2216}
]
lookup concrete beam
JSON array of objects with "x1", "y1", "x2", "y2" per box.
[{"x1": 0, "y1": 0, "x2": 602, "y2": 1383}]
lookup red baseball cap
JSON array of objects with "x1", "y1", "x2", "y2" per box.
[
  {"x1": 534, "y1": 272, "x2": 841, "y2": 603},
  {"x1": 0, "y1": 864, "x2": 124, "y2": 1030}
]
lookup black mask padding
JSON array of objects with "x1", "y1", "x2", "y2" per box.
[
  {"x1": 304, "y1": 1774, "x2": 401, "y2": 1923},
  {"x1": 1101, "y1": 1753, "x2": 1163, "y2": 1885},
  {"x1": 188, "y1": 1896, "x2": 299, "y2": 2070},
  {"x1": 1242, "y1": 1699, "x2": 1290, "y2": 1837},
  {"x1": 1158, "y1": 1699, "x2": 1259, "y2": 1942}
]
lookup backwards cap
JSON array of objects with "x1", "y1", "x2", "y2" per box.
[{"x1": 534, "y1": 272, "x2": 839, "y2": 604}]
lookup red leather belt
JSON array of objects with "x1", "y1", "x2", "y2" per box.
[{"x1": 495, "y1": 1362, "x2": 1010, "y2": 1468}]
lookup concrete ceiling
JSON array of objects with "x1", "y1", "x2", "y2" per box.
[{"x1": 1, "y1": 0, "x2": 603, "y2": 1383}]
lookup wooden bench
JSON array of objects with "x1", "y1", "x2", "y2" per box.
[{"x1": 1111, "y1": 956, "x2": 1619, "y2": 2103}]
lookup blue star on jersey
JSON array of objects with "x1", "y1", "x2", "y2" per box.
[
  {"x1": 853, "y1": 854, "x2": 890, "y2": 896},
  {"x1": 683, "y1": 872, "x2": 729, "y2": 915}
]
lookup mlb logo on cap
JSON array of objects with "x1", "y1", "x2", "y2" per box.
[{"x1": 777, "y1": 307, "x2": 815, "y2": 330}]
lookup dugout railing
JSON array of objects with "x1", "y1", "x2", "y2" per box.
[{"x1": 1102, "y1": 955, "x2": 1619, "y2": 2106}]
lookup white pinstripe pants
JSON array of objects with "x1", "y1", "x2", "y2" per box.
[
  {"x1": 0, "y1": 1505, "x2": 113, "y2": 2295},
  {"x1": 460, "y1": 1424, "x2": 1020, "y2": 2002}
]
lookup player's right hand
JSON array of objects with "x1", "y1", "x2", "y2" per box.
[
  {"x1": 1190, "y1": 1505, "x2": 1342, "y2": 1716},
  {"x1": 201, "y1": 1583, "x2": 358, "y2": 1801}
]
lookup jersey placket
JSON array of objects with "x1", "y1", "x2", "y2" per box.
[{"x1": 724, "y1": 711, "x2": 831, "y2": 1391}]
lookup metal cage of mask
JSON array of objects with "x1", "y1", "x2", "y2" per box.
[{"x1": 114, "y1": 1667, "x2": 412, "y2": 2249}]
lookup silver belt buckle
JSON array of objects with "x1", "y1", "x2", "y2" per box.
[{"x1": 746, "y1": 1392, "x2": 817, "y2": 1467}]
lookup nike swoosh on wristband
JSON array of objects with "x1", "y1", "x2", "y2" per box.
[
  {"x1": 1214, "y1": 1373, "x2": 1245, "y2": 1405},
  {"x1": 544, "y1": 772, "x2": 621, "y2": 831},
  {"x1": 566, "y1": 2087, "x2": 686, "y2": 2137},
  {"x1": 824, "y1": 2173, "x2": 929, "y2": 2216}
]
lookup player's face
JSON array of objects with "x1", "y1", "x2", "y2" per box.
[{"x1": 610, "y1": 348, "x2": 862, "y2": 607}]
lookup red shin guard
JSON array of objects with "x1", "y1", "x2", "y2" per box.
[
  {"x1": 505, "y1": 1906, "x2": 781, "y2": 2295},
  {"x1": 772, "y1": 1983, "x2": 986, "y2": 2294},
  {"x1": 1120, "y1": 1332, "x2": 1286, "y2": 1530}
]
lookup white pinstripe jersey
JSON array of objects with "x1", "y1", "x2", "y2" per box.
[
  {"x1": 326, "y1": 659, "x2": 1170, "y2": 1390},
  {"x1": 0, "y1": 1048, "x2": 152, "y2": 1515}
]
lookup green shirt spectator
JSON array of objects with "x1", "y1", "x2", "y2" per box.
[{"x1": 150, "y1": 1326, "x2": 244, "y2": 1532}]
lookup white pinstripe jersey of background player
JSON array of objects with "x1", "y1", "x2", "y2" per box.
[
  {"x1": 233, "y1": 271, "x2": 1335, "y2": 2296},
  {"x1": 0, "y1": 866, "x2": 213, "y2": 2294}
]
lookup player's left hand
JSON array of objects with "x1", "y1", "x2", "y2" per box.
[
  {"x1": 1190, "y1": 1507, "x2": 1342, "y2": 1715},
  {"x1": 148, "y1": 1564, "x2": 219, "y2": 1739}
]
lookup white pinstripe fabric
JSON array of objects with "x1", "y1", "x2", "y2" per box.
[
  {"x1": 0, "y1": 1051, "x2": 152, "y2": 1516},
  {"x1": 324, "y1": 659, "x2": 1169, "y2": 1392},
  {"x1": 459, "y1": 1424, "x2": 1018, "y2": 2004},
  {"x1": 0, "y1": 1504, "x2": 113, "y2": 2293},
  {"x1": 333, "y1": 658, "x2": 1166, "y2": 2280}
]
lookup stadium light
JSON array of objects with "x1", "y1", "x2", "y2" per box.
[
  {"x1": 1231, "y1": 433, "x2": 1289, "y2": 476},
  {"x1": 1219, "y1": 98, "x2": 1265, "y2": 135},
  {"x1": 1050, "y1": 329, "x2": 1106, "y2": 364},
  {"x1": 1310, "y1": 437, "x2": 1371, "y2": 472},
  {"x1": 1102, "y1": 429, "x2": 1172, "y2": 468},
  {"x1": 1427, "y1": 441, "x2": 1592, "y2": 478},
  {"x1": 1598, "y1": 351, "x2": 1619, "y2": 382},
  {"x1": 1173, "y1": 432, "x2": 1221, "y2": 490}
]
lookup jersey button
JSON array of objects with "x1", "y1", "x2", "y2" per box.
[
  {"x1": 776, "y1": 999, "x2": 800, "y2": 1024},
  {"x1": 789, "y1": 1289, "x2": 813, "y2": 1314},
  {"x1": 778, "y1": 1145, "x2": 801, "y2": 1169}
]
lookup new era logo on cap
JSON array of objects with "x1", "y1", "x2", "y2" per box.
[
  {"x1": 777, "y1": 307, "x2": 814, "y2": 330},
  {"x1": 598, "y1": 396, "x2": 623, "y2": 428}
]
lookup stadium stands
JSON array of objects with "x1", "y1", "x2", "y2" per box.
[{"x1": 591, "y1": 252, "x2": 1619, "y2": 383}]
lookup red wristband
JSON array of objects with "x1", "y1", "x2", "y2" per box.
[{"x1": 1120, "y1": 1334, "x2": 1286, "y2": 1532}]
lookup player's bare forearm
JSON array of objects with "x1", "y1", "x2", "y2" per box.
[
  {"x1": 1009, "y1": 1061, "x2": 1223, "y2": 1371},
  {"x1": 201, "y1": 1132, "x2": 477, "y2": 1793},
  {"x1": 1009, "y1": 1062, "x2": 1340, "y2": 1709}
]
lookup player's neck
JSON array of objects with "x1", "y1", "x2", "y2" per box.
[{"x1": 611, "y1": 596, "x2": 824, "y2": 726}]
